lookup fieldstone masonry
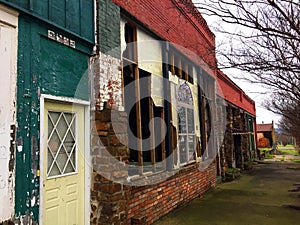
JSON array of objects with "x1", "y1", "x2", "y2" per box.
[
  {"x1": 223, "y1": 105, "x2": 252, "y2": 173},
  {"x1": 233, "y1": 108, "x2": 243, "y2": 168},
  {"x1": 224, "y1": 106, "x2": 234, "y2": 168},
  {"x1": 241, "y1": 113, "x2": 250, "y2": 163}
]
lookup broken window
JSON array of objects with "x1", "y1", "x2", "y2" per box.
[
  {"x1": 168, "y1": 50, "x2": 194, "y2": 84},
  {"x1": 199, "y1": 72, "x2": 215, "y2": 159},
  {"x1": 177, "y1": 81, "x2": 196, "y2": 164},
  {"x1": 122, "y1": 22, "x2": 166, "y2": 176}
]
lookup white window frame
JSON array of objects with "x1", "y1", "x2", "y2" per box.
[{"x1": 177, "y1": 82, "x2": 197, "y2": 166}]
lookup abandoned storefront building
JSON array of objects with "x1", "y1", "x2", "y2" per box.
[
  {"x1": 0, "y1": 0, "x2": 256, "y2": 225},
  {"x1": 90, "y1": 0, "x2": 257, "y2": 224}
]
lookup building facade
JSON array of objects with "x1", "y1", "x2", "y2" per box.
[
  {"x1": 0, "y1": 0, "x2": 256, "y2": 224},
  {"x1": 216, "y1": 70, "x2": 256, "y2": 178},
  {"x1": 0, "y1": 0, "x2": 94, "y2": 224}
]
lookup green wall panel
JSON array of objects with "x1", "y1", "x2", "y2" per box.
[
  {"x1": 66, "y1": 0, "x2": 80, "y2": 34},
  {"x1": 81, "y1": 0, "x2": 94, "y2": 41},
  {"x1": 15, "y1": 17, "x2": 40, "y2": 219},
  {"x1": 32, "y1": 0, "x2": 49, "y2": 18},
  {"x1": 15, "y1": 16, "x2": 89, "y2": 221},
  {"x1": 6, "y1": 0, "x2": 27, "y2": 8},
  {"x1": 49, "y1": 0, "x2": 66, "y2": 28},
  {"x1": 40, "y1": 37, "x2": 89, "y2": 100},
  {"x1": 1, "y1": 0, "x2": 94, "y2": 42}
]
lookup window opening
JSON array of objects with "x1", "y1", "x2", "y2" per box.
[
  {"x1": 168, "y1": 50, "x2": 194, "y2": 84},
  {"x1": 122, "y1": 23, "x2": 166, "y2": 175},
  {"x1": 177, "y1": 82, "x2": 196, "y2": 164}
]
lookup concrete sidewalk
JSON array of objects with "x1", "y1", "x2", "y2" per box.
[{"x1": 154, "y1": 162, "x2": 300, "y2": 225}]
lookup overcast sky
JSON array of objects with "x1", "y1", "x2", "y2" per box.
[{"x1": 191, "y1": 0, "x2": 281, "y2": 126}]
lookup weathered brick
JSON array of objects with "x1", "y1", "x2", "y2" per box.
[
  {"x1": 96, "y1": 122, "x2": 110, "y2": 131},
  {"x1": 97, "y1": 131, "x2": 109, "y2": 136},
  {"x1": 109, "y1": 134, "x2": 121, "y2": 146}
]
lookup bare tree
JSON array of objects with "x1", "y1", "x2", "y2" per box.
[
  {"x1": 179, "y1": 0, "x2": 300, "y2": 141},
  {"x1": 264, "y1": 93, "x2": 300, "y2": 143}
]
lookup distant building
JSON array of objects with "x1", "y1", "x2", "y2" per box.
[{"x1": 257, "y1": 122, "x2": 276, "y2": 149}]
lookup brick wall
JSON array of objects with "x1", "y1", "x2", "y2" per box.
[
  {"x1": 90, "y1": 53, "x2": 123, "y2": 111},
  {"x1": 91, "y1": 108, "x2": 130, "y2": 225},
  {"x1": 90, "y1": 105, "x2": 218, "y2": 225},
  {"x1": 98, "y1": 0, "x2": 121, "y2": 58},
  {"x1": 90, "y1": 50, "x2": 128, "y2": 225},
  {"x1": 127, "y1": 162, "x2": 217, "y2": 225},
  {"x1": 112, "y1": 0, "x2": 216, "y2": 70}
]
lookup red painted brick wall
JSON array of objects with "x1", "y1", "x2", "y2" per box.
[
  {"x1": 217, "y1": 70, "x2": 256, "y2": 115},
  {"x1": 113, "y1": 0, "x2": 217, "y2": 73},
  {"x1": 127, "y1": 162, "x2": 217, "y2": 224}
]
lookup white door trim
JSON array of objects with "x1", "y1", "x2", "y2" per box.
[{"x1": 39, "y1": 94, "x2": 90, "y2": 225}]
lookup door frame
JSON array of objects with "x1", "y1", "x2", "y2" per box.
[{"x1": 39, "y1": 94, "x2": 90, "y2": 225}]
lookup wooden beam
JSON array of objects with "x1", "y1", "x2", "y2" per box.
[
  {"x1": 169, "y1": 52, "x2": 175, "y2": 74},
  {"x1": 161, "y1": 108, "x2": 166, "y2": 171},
  {"x1": 134, "y1": 66, "x2": 143, "y2": 174},
  {"x1": 149, "y1": 97, "x2": 156, "y2": 172}
]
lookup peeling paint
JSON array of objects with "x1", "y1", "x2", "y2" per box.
[
  {"x1": 0, "y1": 4, "x2": 18, "y2": 223},
  {"x1": 151, "y1": 74, "x2": 164, "y2": 107},
  {"x1": 91, "y1": 53, "x2": 123, "y2": 111},
  {"x1": 14, "y1": 14, "x2": 91, "y2": 223},
  {"x1": 137, "y1": 28, "x2": 163, "y2": 76}
]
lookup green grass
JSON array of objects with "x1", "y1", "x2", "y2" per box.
[
  {"x1": 258, "y1": 147, "x2": 270, "y2": 151},
  {"x1": 278, "y1": 149, "x2": 299, "y2": 156},
  {"x1": 277, "y1": 144, "x2": 295, "y2": 148},
  {"x1": 265, "y1": 153, "x2": 275, "y2": 159},
  {"x1": 292, "y1": 159, "x2": 300, "y2": 163}
]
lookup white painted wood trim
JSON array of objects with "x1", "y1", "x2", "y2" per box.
[
  {"x1": 84, "y1": 105, "x2": 91, "y2": 225},
  {"x1": 39, "y1": 97, "x2": 45, "y2": 225},
  {"x1": 41, "y1": 94, "x2": 90, "y2": 106},
  {"x1": 0, "y1": 4, "x2": 18, "y2": 222},
  {"x1": 0, "y1": 3, "x2": 18, "y2": 27}
]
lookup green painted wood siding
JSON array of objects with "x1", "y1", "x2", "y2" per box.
[
  {"x1": 0, "y1": 0, "x2": 94, "y2": 42},
  {"x1": 15, "y1": 15, "x2": 89, "y2": 221}
]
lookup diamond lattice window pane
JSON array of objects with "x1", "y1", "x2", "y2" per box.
[{"x1": 47, "y1": 111, "x2": 77, "y2": 178}]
